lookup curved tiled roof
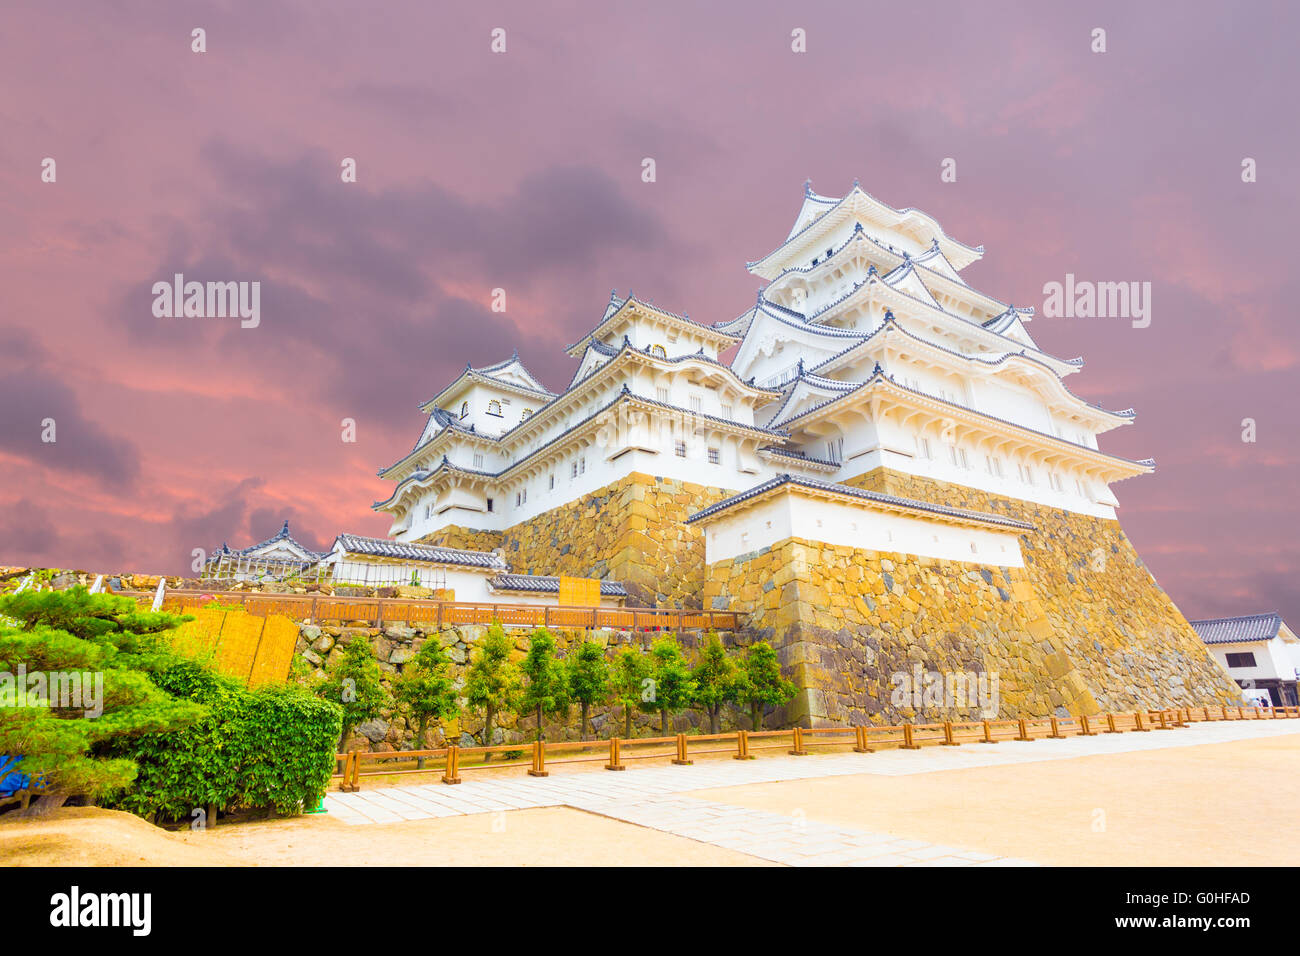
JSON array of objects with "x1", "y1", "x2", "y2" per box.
[
  {"x1": 331, "y1": 533, "x2": 507, "y2": 570},
  {"x1": 685, "y1": 473, "x2": 1035, "y2": 530},
  {"x1": 212, "y1": 521, "x2": 327, "y2": 561},
  {"x1": 489, "y1": 574, "x2": 627, "y2": 597},
  {"x1": 1189, "y1": 612, "x2": 1285, "y2": 645}
]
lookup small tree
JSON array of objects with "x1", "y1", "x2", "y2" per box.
[
  {"x1": 518, "y1": 628, "x2": 570, "y2": 742},
  {"x1": 393, "y1": 639, "x2": 460, "y2": 768},
  {"x1": 566, "y1": 640, "x2": 610, "y2": 740},
  {"x1": 316, "y1": 637, "x2": 390, "y2": 751},
  {"x1": 691, "y1": 631, "x2": 739, "y2": 734},
  {"x1": 609, "y1": 648, "x2": 651, "y2": 739},
  {"x1": 647, "y1": 635, "x2": 695, "y2": 735},
  {"x1": 0, "y1": 587, "x2": 205, "y2": 812},
  {"x1": 463, "y1": 622, "x2": 520, "y2": 758},
  {"x1": 736, "y1": 641, "x2": 797, "y2": 731}
]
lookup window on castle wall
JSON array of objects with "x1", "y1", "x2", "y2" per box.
[
  {"x1": 674, "y1": 441, "x2": 687, "y2": 458},
  {"x1": 473, "y1": 453, "x2": 484, "y2": 469},
  {"x1": 721, "y1": 404, "x2": 733, "y2": 420},
  {"x1": 690, "y1": 395, "x2": 702, "y2": 412},
  {"x1": 649, "y1": 344, "x2": 667, "y2": 359},
  {"x1": 487, "y1": 400, "x2": 503, "y2": 417},
  {"x1": 549, "y1": 474, "x2": 555, "y2": 490},
  {"x1": 707, "y1": 447, "x2": 720, "y2": 464},
  {"x1": 486, "y1": 498, "x2": 494, "y2": 512},
  {"x1": 571, "y1": 461, "x2": 578, "y2": 478},
  {"x1": 1226, "y1": 652, "x2": 1257, "y2": 668},
  {"x1": 657, "y1": 386, "x2": 670, "y2": 402}
]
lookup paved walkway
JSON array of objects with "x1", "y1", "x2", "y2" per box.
[{"x1": 323, "y1": 719, "x2": 1300, "y2": 866}]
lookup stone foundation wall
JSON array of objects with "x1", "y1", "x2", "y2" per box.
[
  {"x1": 705, "y1": 467, "x2": 1241, "y2": 725},
  {"x1": 296, "y1": 621, "x2": 741, "y2": 751},
  {"x1": 420, "y1": 472, "x2": 734, "y2": 608}
]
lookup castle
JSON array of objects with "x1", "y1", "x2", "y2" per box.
[{"x1": 373, "y1": 180, "x2": 1242, "y2": 725}]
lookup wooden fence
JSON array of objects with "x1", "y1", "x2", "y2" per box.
[
  {"x1": 333, "y1": 704, "x2": 1300, "y2": 791},
  {"x1": 118, "y1": 588, "x2": 742, "y2": 631}
]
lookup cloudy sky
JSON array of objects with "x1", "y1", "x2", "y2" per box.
[{"x1": 1, "y1": 0, "x2": 1296, "y2": 623}]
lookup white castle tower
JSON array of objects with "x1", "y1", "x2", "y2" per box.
[{"x1": 716, "y1": 179, "x2": 1151, "y2": 520}]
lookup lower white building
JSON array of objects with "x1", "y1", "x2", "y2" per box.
[{"x1": 1190, "y1": 612, "x2": 1299, "y2": 707}]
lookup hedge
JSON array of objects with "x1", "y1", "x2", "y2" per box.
[{"x1": 105, "y1": 659, "x2": 342, "y2": 820}]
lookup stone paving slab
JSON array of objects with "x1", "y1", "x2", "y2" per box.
[{"x1": 320, "y1": 720, "x2": 1298, "y2": 865}]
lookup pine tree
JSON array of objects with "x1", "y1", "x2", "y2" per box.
[
  {"x1": 463, "y1": 622, "x2": 520, "y2": 759},
  {"x1": 316, "y1": 637, "x2": 390, "y2": 750},
  {"x1": 609, "y1": 648, "x2": 651, "y2": 739},
  {"x1": 735, "y1": 641, "x2": 797, "y2": 731},
  {"x1": 565, "y1": 640, "x2": 610, "y2": 740},
  {"x1": 648, "y1": 635, "x2": 695, "y2": 735},
  {"x1": 518, "y1": 628, "x2": 570, "y2": 742},
  {"x1": 393, "y1": 638, "x2": 460, "y2": 768},
  {"x1": 0, "y1": 587, "x2": 204, "y2": 812},
  {"x1": 691, "y1": 631, "x2": 740, "y2": 734}
]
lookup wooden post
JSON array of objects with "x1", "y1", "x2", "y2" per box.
[
  {"x1": 789, "y1": 726, "x2": 808, "y2": 755},
  {"x1": 1237, "y1": 706, "x2": 1244, "y2": 719},
  {"x1": 1133, "y1": 711, "x2": 1149, "y2": 732},
  {"x1": 853, "y1": 726, "x2": 874, "y2": 753},
  {"x1": 1079, "y1": 714, "x2": 1097, "y2": 736},
  {"x1": 349, "y1": 751, "x2": 362, "y2": 791},
  {"x1": 1202, "y1": 706, "x2": 1211, "y2": 722},
  {"x1": 1156, "y1": 710, "x2": 1172, "y2": 730},
  {"x1": 1015, "y1": 718, "x2": 1034, "y2": 742},
  {"x1": 672, "y1": 733, "x2": 693, "y2": 765},
  {"x1": 605, "y1": 737, "x2": 626, "y2": 771},
  {"x1": 442, "y1": 746, "x2": 461, "y2": 785},
  {"x1": 981, "y1": 719, "x2": 998, "y2": 743},
  {"x1": 940, "y1": 721, "x2": 959, "y2": 746},
  {"x1": 527, "y1": 739, "x2": 548, "y2": 777},
  {"x1": 1106, "y1": 713, "x2": 1122, "y2": 734},
  {"x1": 900, "y1": 724, "x2": 921, "y2": 750},
  {"x1": 1047, "y1": 716, "x2": 1065, "y2": 739},
  {"x1": 734, "y1": 729, "x2": 754, "y2": 760}
]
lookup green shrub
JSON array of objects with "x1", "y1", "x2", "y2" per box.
[{"x1": 106, "y1": 660, "x2": 342, "y2": 820}]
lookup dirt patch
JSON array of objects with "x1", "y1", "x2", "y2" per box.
[{"x1": 0, "y1": 807, "x2": 241, "y2": 867}]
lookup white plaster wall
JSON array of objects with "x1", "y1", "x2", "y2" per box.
[
  {"x1": 701, "y1": 491, "x2": 1025, "y2": 567},
  {"x1": 1208, "y1": 639, "x2": 1299, "y2": 684}
]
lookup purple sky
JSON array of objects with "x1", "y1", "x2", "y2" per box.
[{"x1": 1, "y1": 1, "x2": 1296, "y2": 624}]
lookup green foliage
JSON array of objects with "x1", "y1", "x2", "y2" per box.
[
  {"x1": 0, "y1": 589, "x2": 206, "y2": 804},
  {"x1": 691, "y1": 631, "x2": 740, "y2": 734},
  {"x1": 518, "y1": 628, "x2": 569, "y2": 741},
  {"x1": 464, "y1": 622, "x2": 521, "y2": 750},
  {"x1": 609, "y1": 648, "x2": 651, "y2": 739},
  {"x1": 108, "y1": 661, "x2": 342, "y2": 820},
  {"x1": 647, "y1": 635, "x2": 695, "y2": 735},
  {"x1": 393, "y1": 638, "x2": 459, "y2": 750},
  {"x1": 735, "y1": 641, "x2": 797, "y2": 731},
  {"x1": 565, "y1": 641, "x2": 610, "y2": 740},
  {"x1": 315, "y1": 637, "x2": 390, "y2": 745},
  {"x1": 0, "y1": 588, "x2": 342, "y2": 819}
]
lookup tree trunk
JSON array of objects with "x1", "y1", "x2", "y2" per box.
[
  {"x1": 624, "y1": 703, "x2": 633, "y2": 738},
  {"x1": 660, "y1": 708, "x2": 668, "y2": 735},
  {"x1": 483, "y1": 706, "x2": 495, "y2": 763},
  {"x1": 536, "y1": 703, "x2": 544, "y2": 742},
  {"x1": 709, "y1": 707, "x2": 720, "y2": 735},
  {"x1": 23, "y1": 790, "x2": 69, "y2": 816},
  {"x1": 751, "y1": 702, "x2": 762, "y2": 732},
  {"x1": 415, "y1": 715, "x2": 429, "y2": 770},
  {"x1": 580, "y1": 702, "x2": 590, "y2": 741}
]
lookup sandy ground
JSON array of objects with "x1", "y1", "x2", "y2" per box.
[
  {"x1": 4, "y1": 732, "x2": 1296, "y2": 866},
  {"x1": 690, "y1": 733, "x2": 1300, "y2": 866},
  {"x1": 0, "y1": 804, "x2": 765, "y2": 867}
]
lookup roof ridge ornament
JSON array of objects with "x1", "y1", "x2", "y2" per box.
[
  {"x1": 803, "y1": 178, "x2": 813, "y2": 196},
  {"x1": 883, "y1": 309, "x2": 895, "y2": 323}
]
